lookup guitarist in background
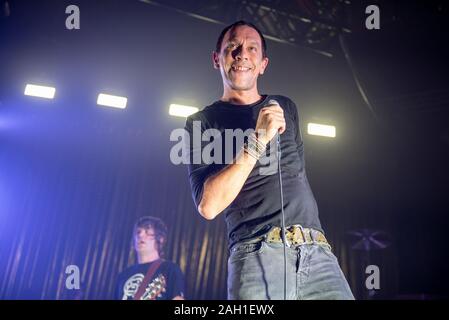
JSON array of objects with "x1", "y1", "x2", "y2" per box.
[{"x1": 115, "y1": 216, "x2": 185, "y2": 300}]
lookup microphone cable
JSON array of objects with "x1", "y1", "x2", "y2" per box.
[
  {"x1": 267, "y1": 99, "x2": 288, "y2": 300},
  {"x1": 276, "y1": 132, "x2": 288, "y2": 300}
]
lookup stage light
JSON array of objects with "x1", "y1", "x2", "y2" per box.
[
  {"x1": 307, "y1": 123, "x2": 336, "y2": 138},
  {"x1": 97, "y1": 93, "x2": 127, "y2": 109},
  {"x1": 24, "y1": 84, "x2": 56, "y2": 99},
  {"x1": 169, "y1": 104, "x2": 198, "y2": 118}
]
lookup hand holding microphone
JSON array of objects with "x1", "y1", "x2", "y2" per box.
[{"x1": 255, "y1": 99, "x2": 286, "y2": 146}]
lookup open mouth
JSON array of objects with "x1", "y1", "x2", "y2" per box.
[{"x1": 231, "y1": 65, "x2": 252, "y2": 72}]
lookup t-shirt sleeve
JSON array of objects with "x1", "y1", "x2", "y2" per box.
[
  {"x1": 286, "y1": 98, "x2": 305, "y2": 159},
  {"x1": 184, "y1": 114, "x2": 223, "y2": 208},
  {"x1": 288, "y1": 98, "x2": 303, "y2": 146}
]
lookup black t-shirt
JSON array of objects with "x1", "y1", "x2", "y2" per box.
[
  {"x1": 116, "y1": 260, "x2": 184, "y2": 300},
  {"x1": 185, "y1": 94, "x2": 323, "y2": 248}
]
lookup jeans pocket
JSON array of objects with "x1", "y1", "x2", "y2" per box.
[{"x1": 230, "y1": 241, "x2": 265, "y2": 261}]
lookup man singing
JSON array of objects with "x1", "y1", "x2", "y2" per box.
[{"x1": 184, "y1": 20, "x2": 354, "y2": 300}]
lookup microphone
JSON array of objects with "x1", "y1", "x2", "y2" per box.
[
  {"x1": 266, "y1": 99, "x2": 280, "y2": 107},
  {"x1": 265, "y1": 99, "x2": 281, "y2": 150}
]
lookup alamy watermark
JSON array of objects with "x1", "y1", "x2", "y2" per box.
[
  {"x1": 365, "y1": 264, "x2": 380, "y2": 290},
  {"x1": 65, "y1": 264, "x2": 80, "y2": 290},
  {"x1": 365, "y1": 5, "x2": 380, "y2": 30},
  {"x1": 169, "y1": 121, "x2": 279, "y2": 175},
  {"x1": 65, "y1": 5, "x2": 80, "y2": 30},
  {"x1": 63, "y1": 5, "x2": 380, "y2": 31}
]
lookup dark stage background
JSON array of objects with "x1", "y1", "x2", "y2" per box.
[{"x1": 0, "y1": 0, "x2": 448, "y2": 299}]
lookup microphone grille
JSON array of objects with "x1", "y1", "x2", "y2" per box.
[{"x1": 267, "y1": 99, "x2": 279, "y2": 106}]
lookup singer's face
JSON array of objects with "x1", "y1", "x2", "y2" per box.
[{"x1": 214, "y1": 25, "x2": 268, "y2": 92}]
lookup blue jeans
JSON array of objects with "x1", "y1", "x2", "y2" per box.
[{"x1": 227, "y1": 234, "x2": 355, "y2": 300}]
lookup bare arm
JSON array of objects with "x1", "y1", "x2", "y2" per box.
[
  {"x1": 198, "y1": 105, "x2": 286, "y2": 220},
  {"x1": 198, "y1": 148, "x2": 257, "y2": 219}
]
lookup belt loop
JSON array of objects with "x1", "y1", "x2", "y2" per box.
[
  {"x1": 303, "y1": 226, "x2": 314, "y2": 244},
  {"x1": 308, "y1": 229, "x2": 315, "y2": 244},
  {"x1": 297, "y1": 224, "x2": 306, "y2": 244},
  {"x1": 307, "y1": 228, "x2": 314, "y2": 243},
  {"x1": 311, "y1": 230, "x2": 316, "y2": 244}
]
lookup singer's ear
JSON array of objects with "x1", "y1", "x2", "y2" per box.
[
  {"x1": 212, "y1": 51, "x2": 220, "y2": 69},
  {"x1": 259, "y1": 57, "x2": 269, "y2": 75}
]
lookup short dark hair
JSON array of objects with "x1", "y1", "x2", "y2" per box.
[
  {"x1": 215, "y1": 20, "x2": 267, "y2": 58},
  {"x1": 133, "y1": 216, "x2": 168, "y2": 257}
]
